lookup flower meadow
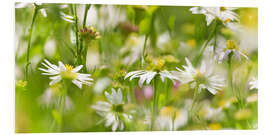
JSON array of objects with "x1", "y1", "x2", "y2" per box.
[{"x1": 15, "y1": 3, "x2": 258, "y2": 132}]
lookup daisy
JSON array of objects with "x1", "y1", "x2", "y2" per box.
[
  {"x1": 172, "y1": 57, "x2": 224, "y2": 95},
  {"x1": 155, "y1": 106, "x2": 188, "y2": 131},
  {"x1": 218, "y1": 40, "x2": 248, "y2": 63},
  {"x1": 91, "y1": 88, "x2": 132, "y2": 131},
  {"x1": 249, "y1": 77, "x2": 258, "y2": 90},
  {"x1": 124, "y1": 70, "x2": 178, "y2": 87},
  {"x1": 190, "y1": 7, "x2": 239, "y2": 26},
  {"x1": 39, "y1": 59, "x2": 93, "y2": 89}
]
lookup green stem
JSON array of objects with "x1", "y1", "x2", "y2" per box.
[
  {"x1": 25, "y1": 4, "x2": 39, "y2": 80},
  {"x1": 71, "y1": 4, "x2": 80, "y2": 65},
  {"x1": 227, "y1": 53, "x2": 243, "y2": 108},
  {"x1": 82, "y1": 4, "x2": 91, "y2": 28},
  {"x1": 190, "y1": 83, "x2": 199, "y2": 120},
  {"x1": 81, "y1": 4, "x2": 92, "y2": 72},
  {"x1": 57, "y1": 80, "x2": 68, "y2": 132},
  {"x1": 151, "y1": 77, "x2": 159, "y2": 131},
  {"x1": 142, "y1": 34, "x2": 149, "y2": 62}
]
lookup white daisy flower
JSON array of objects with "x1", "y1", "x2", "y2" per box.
[
  {"x1": 39, "y1": 59, "x2": 93, "y2": 89},
  {"x1": 173, "y1": 57, "x2": 224, "y2": 95},
  {"x1": 249, "y1": 77, "x2": 258, "y2": 90},
  {"x1": 218, "y1": 40, "x2": 248, "y2": 63},
  {"x1": 155, "y1": 106, "x2": 188, "y2": 131},
  {"x1": 190, "y1": 7, "x2": 239, "y2": 26},
  {"x1": 124, "y1": 70, "x2": 178, "y2": 87},
  {"x1": 92, "y1": 88, "x2": 132, "y2": 131}
]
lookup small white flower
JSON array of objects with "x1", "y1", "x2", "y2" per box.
[
  {"x1": 190, "y1": 7, "x2": 239, "y2": 26},
  {"x1": 218, "y1": 40, "x2": 248, "y2": 63},
  {"x1": 124, "y1": 70, "x2": 178, "y2": 87},
  {"x1": 155, "y1": 106, "x2": 188, "y2": 131},
  {"x1": 92, "y1": 88, "x2": 131, "y2": 131},
  {"x1": 249, "y1": 77, "x2": 258, "y2": 90},
  {"x1": 173, "y1": 57, "x2": 224, "y2": 95},
  {"x1": 39, "y1": 59, "x2": 93, "y2": 89}
]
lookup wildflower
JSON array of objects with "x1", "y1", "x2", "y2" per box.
[
  {"x1": 79, "y1": 26, "x2": 100, "y2": 42},
  {"x1": 91, "y1": 88, "x2": 132, "y2": 131},
  {"x1": 155, "y1": 106, "x2": 188, "y2": 131},
  {"x1": 39, "y1": 59, "x2": 93, "y2": 89},
  {"x1": 249, "y1": 77, "x2": 258, "y2": 90},
  {"x1": 218, "y1": 40, "x2": 248, "y2": 63},
  {"x1": 190, "y1": 7, "x2": 239, "y2": 26},
  {"x1": 173, "y1": 57, "x2": 224, "y2": 95}
]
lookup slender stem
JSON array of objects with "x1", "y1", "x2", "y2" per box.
[
  {"x1": 82, "y1": 4, "x2": 91, "y2": 28},
  {"x1": 72, "y1": 4, "x2": 80, "y2": 65},
  {"x1": 227, "y1": 53, "x2": 243, "y2": 108},
  {"x1": 57, "y1": 80, "x2": 68, "y2": 132},
  {"x1": 81, "y1": 4, "x2": 91, "y2": 72},
  {"x1": 142, "y1": 35, "x2": 149, "y2": 60},
  {"x1": 151, "y1": 76, "x2": 158, "y2": 131},
  {"x1": 25, "y1": 4, "x2": 39, "y2": 80},
  {"x1": 190, "y1": 83, "x2": 199, "y2": 120}
]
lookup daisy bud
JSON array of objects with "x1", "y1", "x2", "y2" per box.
[{"x1": 79, "y1": 26, "x2": 100, "y2": 42}]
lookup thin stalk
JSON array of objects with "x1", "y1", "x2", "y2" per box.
[
  {"x1": 190, "y1": 84, "x2": 199, "y2": 119},
  {"x1": 57, "y1": 80, "x2": 68, "y2": 132},
  {"x1": 72, "y1": 4, "x2": 80, "y2": 65},
  {"x1": 142, "y1": 35, "x2": 149, "y2": 61},
  {"x1": 151, "y1": 77, "x2": 159, "y2": 131},
  {"x1": 80, "y1": 4, "x2": 91, "y2": 72},
  {"x1": 82, "y1": 4, "x2": 91, "y2": 28},
  {"x1": 227, "y1": 54, "x2": 243, "y2": 108},
  {"x1": 25, "y1": 4, "x2": 39, "y2": 80}
]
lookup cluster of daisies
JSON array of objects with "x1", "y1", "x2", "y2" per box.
[{"x1": 36, "y1": 6, "x2": 258, "y2": 131}]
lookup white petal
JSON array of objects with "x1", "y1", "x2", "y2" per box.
[{"x1": 72, "y1": 65, "x2": 83, "y2": 72}]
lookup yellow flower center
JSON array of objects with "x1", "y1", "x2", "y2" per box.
[
  {"x1": 65, "y1": 64, "x2": 73, "y2": 71},
  {"x1": 224, "y1": 18, "x2": 231, "y2": 24},
  {"x1": 193, "y1": 69, "x2": 208, "y2": 84},
  {"x1": 226, "y1": 40, "x2": 237, "y2": 50},
  {"x1": 60, "y1": 64, "x2": 78, "y2": 80}
]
